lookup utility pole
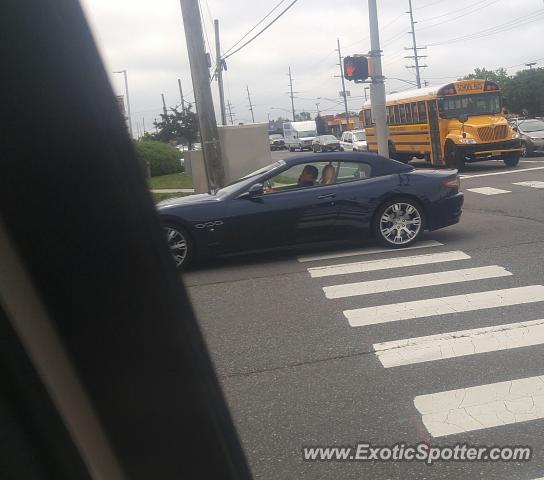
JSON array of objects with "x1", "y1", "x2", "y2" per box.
[
  {"x1": 315, "y1": 102, "x2": 320, "y2": 116},
  {"x1": 227, "y1": 100, "x2": 234, "y2": 125},
  {"x1": 177, "y1": 78, "x2": 186, "y2": 113},
  {"x1": 113, "y1": 70, "x2": 133, "y2": 138},
  {"x1": 406, "y1": 0, "x2": 427, "y2": 88},
  {"x1": 179, "y1": 0, "x2": 225, "y2": 190},
  {"x1": 154, "y1": 118, "x2": 158, "y2": 133},
  {"x1": 337, "y1": 38, "x2": 350, "y2": 123},
  {"x1": 161, "y1": 93, "x2": 168, "y2": 117},
  {"x1": 368, "y1": 0, "x2": 389, "y2": 156},
  {"x1": 214, "y1": 19, "x2": 227, "y2": 125},
  {"x1": 142, "y1": 117, "x2": 146, "y2": 134},
  {"x1": 246, "y1": 85, "x2": 255, "y2": 123},
  {"x1": 288, "y1": 66, "x2": 296, "y2": 122}
]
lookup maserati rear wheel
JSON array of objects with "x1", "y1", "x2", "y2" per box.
[{"x1": 373, "y1": 198, "x2": 424, "y2": 248}]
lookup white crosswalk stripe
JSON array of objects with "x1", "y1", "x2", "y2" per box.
[
  {"x1": 513, "y1": 181, "x2": 544, "y2": 189},
  {"x1": 305, "y1": 239, "x2": 544, "y2": 439},
  {"x1": 374, "y1": 319, "x2": 544, "y2": 368},
  {"x1": 344, "y1": 285, "x2": 544, "y2": 327},
  {"x1": 467, "y1": 187, "x2": 511, "y2": 195},
  {"x1": 414, "y1": 375, "x2": 544, "y2": 437},
  {"x1": 297, "y1": 240, "x2": 443, "y2": 263},
  {"x1": 323, "y1": 265, "x2": 511, "y2": 299},
  {"x1": 308, "y1": 250, "x2": 469, "y2": 278}
]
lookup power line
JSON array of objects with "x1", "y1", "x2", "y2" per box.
[
  {"x1": 426, "y1": 10, "x2": 544, "y2": 47},
  {"x1": 417, "y1": 0, "x2": 501, "y2": 32},
  {"x1": 222, "y1": 0, "x2": 299, "y2": 60},
  {"x1": 414, "y1": 0, "x2": 450, "y2": 10},
  {"x1": 222, "y1": 0, "x2": 288, "y2": 57}
]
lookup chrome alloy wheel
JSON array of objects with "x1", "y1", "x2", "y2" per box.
[
  {"x1": 379, "y1": 202, "x2": 422, "y2": 245},
  {"x1": 164, "y1": 226, "x2": 187, "y2": 268}
]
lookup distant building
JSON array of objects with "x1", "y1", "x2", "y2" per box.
[{"x1": 321, "y1": 114, "x2": 363, "y2": 135}]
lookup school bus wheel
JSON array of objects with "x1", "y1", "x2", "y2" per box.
[
  {"x1": 444, "y1": 140, "x2": 465, "y2": 171},
  {"x1": 503, "y1": 152, "x2": 520, "y2": 168}
]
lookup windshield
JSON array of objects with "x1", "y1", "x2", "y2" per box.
[
  {"x1": 353, "y1": 132, "x2": 367, "y2": 141},
  {"x1": 518, "y1": 119, "x2": 544, "y2": 132},
  {"x1": 214, "y1": 160, "x2": 284, "y2": 196},
  {"x1": 269, "y1": 134, "x2": 283, "y2": 139},
  {"x1": 439, "y1": 92, "x2": 501, "y2": 119},
  {"x1": 322, "y1": 135, "x2": 338, "y2": 142},
  {"x1": 297, "y1": 130, "x2": 316, "y2": 137}
]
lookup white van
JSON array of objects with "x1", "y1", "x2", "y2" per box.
[
  {"x1": 340, "y1": 129, "x2": 368, "y2": 151},
  {"x1": 283, "y1": 121, "x2": 317, "y2": 152}
]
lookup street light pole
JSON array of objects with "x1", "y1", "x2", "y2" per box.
[
  {"x1": 368, "y1": 0, "x2": 389, "y2": 157},
  {"x1": 113, "y1": 70, "x2": 133, "y2": 138}
]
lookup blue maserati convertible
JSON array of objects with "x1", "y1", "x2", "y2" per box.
[{"x1": 158, "y1": 152, "x2": 463, "y2": 269}]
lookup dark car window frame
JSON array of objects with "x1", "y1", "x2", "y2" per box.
[
  {"x1": 234, "y1": 161, "x2": 340, "y2": 198},
  {"x1": 335, "y1": 161, "x2": 374, "y2": 185}
]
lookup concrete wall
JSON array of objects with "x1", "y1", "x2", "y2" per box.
[
  {"x1": 218, "y1": 123, "x2": 272, "y2": 184},
  {"x1": 187, "y1": 123, "x2": 272, "y2": 192},
  {"x1": 184, "y1": 150, "x2": 208, "y2": 194}
]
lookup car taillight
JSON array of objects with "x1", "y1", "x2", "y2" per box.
[{"x1": 443, "y1": 175, "x2": 460, "y2": 190}]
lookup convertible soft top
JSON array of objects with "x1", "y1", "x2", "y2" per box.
[{"x1": 285, "y1": 151, "x2": 415, "y2": 177}]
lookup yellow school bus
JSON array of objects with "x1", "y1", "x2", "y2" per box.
[{"x1": 362, "y1": 79, "x2": 522, "y2": 169}]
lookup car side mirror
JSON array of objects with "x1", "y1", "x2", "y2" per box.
[{"x1": 248, "y1": 183, "x2": 264, "y2": 197}]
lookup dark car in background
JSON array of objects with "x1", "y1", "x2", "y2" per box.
[
  {"x1": 269, "y1": 134, "x2": 285, "y2": 151},
  {"x1": 312, "y1": 135, "x2": 341, "y2": 152},
  {"x1": 512, "y1": 118, "x2": 544, "y2": 157},
  {"x1": 158, "y1": 152, "x2": 463, "y2": 269}
]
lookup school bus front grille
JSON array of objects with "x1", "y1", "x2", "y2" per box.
[{"x1": 477, "y1": 125, "x2": 508, "y2": 142}]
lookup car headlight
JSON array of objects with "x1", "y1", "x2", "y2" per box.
[
  {"x1": 513, "y1": 132, "x2": 520, "y2": 139},
  {"x1": 459, "y1": 137, "x2": 477, "y2": 144}
]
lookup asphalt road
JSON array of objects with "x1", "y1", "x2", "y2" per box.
[{"x1": 184, "y1": 154, "x2": 544, "y2": 480}]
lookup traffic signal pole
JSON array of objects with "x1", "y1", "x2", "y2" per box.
[
  {"x1": 368, "y1": 0, "x2": 389, "y2": 157},
  {"x1": 337, "y1": 38, "x2": 350, "y2": 123}
]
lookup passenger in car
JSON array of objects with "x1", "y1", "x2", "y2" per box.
[
  {"x1": 320, "y1": 164, "x2": 335, "y2": 185},
  {"x1": 297, "y1": 165, "x2": 318, "y2": 187}
]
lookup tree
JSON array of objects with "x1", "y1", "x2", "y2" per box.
[
  {"x1": 295, "y1": 111, "x2": 311, "y2": 121},
  {"x1": 463, "y1": 67, "x2": 510, "y2": 87},
  {"x1": 462, "y1": 66, "x2": 544, "y2": 117},
  {"x1": 315, "y1": 115, "x2": 328, "y2": 135},
  {"x1": 153, "y1": 105, "x2": 200, "y2": 148},
  {"x1": 503, "y1": 68, "x2": 544, "y2": 117},
  {"x1": 336, "y1": 111, "x2": 357, "y2": 118}
]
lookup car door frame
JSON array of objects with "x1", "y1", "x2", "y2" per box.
[{"x1": 223, "y1": 160, "x2": 342, "y2": 250}]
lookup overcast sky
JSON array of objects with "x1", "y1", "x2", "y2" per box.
[{"x1": 80, "y1": 0, "x2": 544, "y2": 133}]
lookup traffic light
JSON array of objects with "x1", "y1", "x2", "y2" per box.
[{"x1": 343, "y1": 56, "x2": 369, "y2": 83}]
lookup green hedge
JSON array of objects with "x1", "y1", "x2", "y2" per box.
[{"x1": 134, "y1": 141, "x2": 183, "y2": 177}]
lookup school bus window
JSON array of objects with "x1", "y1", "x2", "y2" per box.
[
  {"x1": 393, "y1": 105, "x2": 400, "y2": 125},
  {"x1": 399, "y1": 104, "x2": 407, "y2": 124},
  {"x1": 364, "y1": 109, "x2": 372, "y2": 126},
  {"x1": 385, "y1": 107, "x2": 390, "y2": 124},
  {"x1": 418, "y1": 101, "x2": 427, "y2": 123},
  {"x1": 406, "y1": 103, "x2": 413, "y2": 124},
  {"x1": 411, "y1": 103, "x2": 419, "y2": 123}
]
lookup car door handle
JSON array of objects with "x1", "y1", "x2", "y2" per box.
[{"x1": 317, "y1": 193, "x2": 336, "y2": 199}]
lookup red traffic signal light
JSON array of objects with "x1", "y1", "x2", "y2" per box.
[{"x1": 343, "y1": 56, "x2": 369, "y2": 83}]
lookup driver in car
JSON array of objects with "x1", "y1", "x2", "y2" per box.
[{"x1": 297, "y1": 165, "x2": 318, "y2": 187}]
